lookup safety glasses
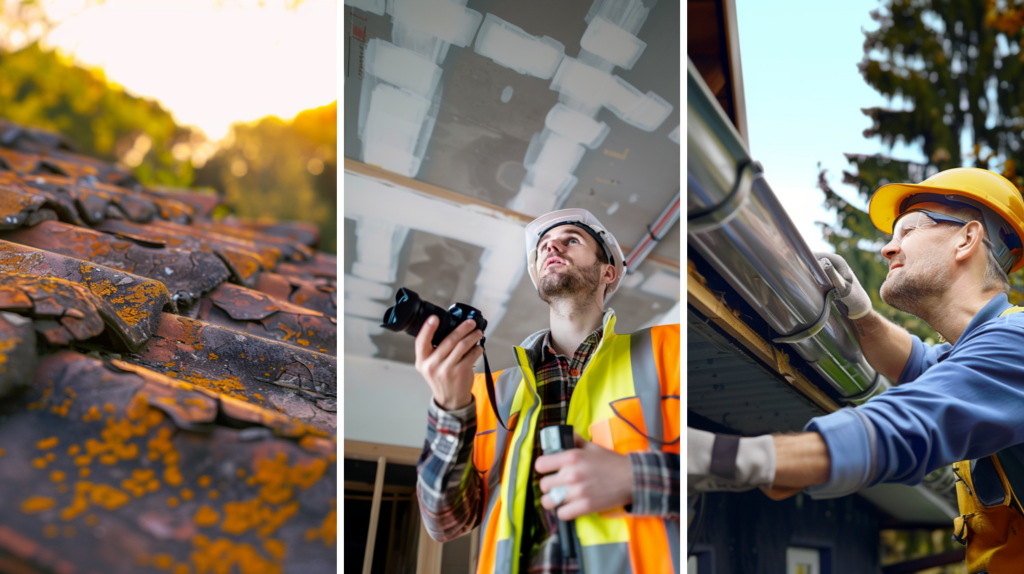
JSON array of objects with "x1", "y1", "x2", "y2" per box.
[{"x1": 891, "y1": 209, "x2": 968, "y2": 244}]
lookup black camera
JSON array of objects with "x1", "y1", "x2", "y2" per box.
[{"x1": 381, "y1": 287, "x2": 487, "y2": 347}]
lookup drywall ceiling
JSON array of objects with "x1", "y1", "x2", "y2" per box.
[{"x1": 343, "y1": 0, "x2": 680, "y2": 372}]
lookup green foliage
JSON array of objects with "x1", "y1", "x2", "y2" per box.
[
  {"x1": 858, "y1": 0, "x2": 1024, "y2": 171},
  {"x1": 822, "y1": 0, "x2": 1024, "y2": 337},
  {"x1": 0, "y1": 43, "x2": 196, "y2": 187},
  {"x1": 193, "y1": 102, "x2": 338, "y2": 254}
]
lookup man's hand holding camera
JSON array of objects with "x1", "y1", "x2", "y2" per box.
[{"x1": 415, "y1": 316, "x2": 485, "y2": 411}]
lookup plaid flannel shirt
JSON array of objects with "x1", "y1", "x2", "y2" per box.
[{"x1": 416, "y1": 326, "x2": 680, "y2": 573}]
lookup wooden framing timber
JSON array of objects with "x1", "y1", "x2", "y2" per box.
[
  {"x1": 344, "y1": 158, "x2": 680, "y2": 272},
  {"x1": 686, "y1": 260, "x2": 840, "y2": 413},
  {"x1": 362, "y1": 456, "x2": 388, "y2": 574},
  {"x1": 344, "y1": 439, "x2": 422, "y2": 466}
]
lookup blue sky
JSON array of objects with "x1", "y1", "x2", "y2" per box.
[{"x1": 735, "y1": 0, "x2": 928, "y2": 253}]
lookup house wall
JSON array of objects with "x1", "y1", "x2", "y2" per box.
[{"x1": 689, "y1": 490, "x2": 883, "y2": 574}]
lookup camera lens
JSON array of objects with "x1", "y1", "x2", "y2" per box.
[{"x1": 381, "y1": 288, "x2": 487, "y2": 347}]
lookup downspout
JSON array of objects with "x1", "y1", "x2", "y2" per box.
[{"x1": 686, "y1": 57, "x2": 888, "y2": 404}]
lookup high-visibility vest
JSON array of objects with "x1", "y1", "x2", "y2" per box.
[
  {"x1": 470, "y1": 314, "x2": 680, "y2": 574},
  {"x1": 951, "y1": 305, "x2": 1024, "y2": 573}
]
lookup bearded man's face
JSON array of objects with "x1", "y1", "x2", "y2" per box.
[{"x1": 535, "y1": 227, "x2": 607, "y2": 303}]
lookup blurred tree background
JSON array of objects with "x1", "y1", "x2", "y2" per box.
[
  {"x1": 0, "y1": 1, "x2": 337, "y2": 253},
  {"x1": 820, "y1": 0, "x2": 1024, "y2": 344},
  {"x1": 192, "y1": 103, "x2": 338, "y2": 254}
]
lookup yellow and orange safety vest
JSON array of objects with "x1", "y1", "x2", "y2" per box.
[{"x1": 470, "y1": 313, "x2": 680, "y2": 574}]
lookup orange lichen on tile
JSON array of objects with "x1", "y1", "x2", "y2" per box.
[
  {"x1": 50, "y1": 470, "x2": 66, "y2": 482},
  {"x1": 190, "y1": 536, "x2": 282, "y2": 574},
  {"x1": 20, "y1": 495, "x2": 57, "y2": 514},
  {"x1": 0, "y1": 334, "x2": 19, "y2": 375},
  {"x1": 262, "y1": 539, "x2": 286, "y2": 562},
  {"x1": 274, "y1": 323, "x2": 298, "y2": 342},
  {"x1": 32, "y1": 457, "x2": 47, "y2": 469},
  {"x1": 177, "y1": 371, "x2": 249, "y2": 402},
  {"x1": 210, "y1": 452, "x2": 328, "y2": 539},
  {"x1": 167, "y1": 496, "x2": 179, "y2": 508},
  {"x1": 67, "y1": 444, "x2": 81, "y2": 456},
  {"x1": 60, "y1": 481, "x2": 131, "y2": 520},
  {"x1": 50, "y1": 395, "x2": 73, "y2": 417},
  {"x1": 194, "y1": 505, "x2": 220, "y2": 527},
  {"x1": 43, "y1": 524, "x2": 59, "y2": 538},
  {"x1": 36, "y1": 436, "x2": 59, "y2": 450},
  {"x1": 181, "y1": 488, "x2": 194, "y2": 501},
  {"x1": 197, "y1": 475, "x2": 212, "y2": 489},
  {"x1": 87, "y1": 278, "x2": 118, "y2": 298},
  {"x1": 153, "y1": 553, "x2": 174, "y2": 569},
  {"x1": 164, "y1": 465, "x2": 183, "y2": 488},
  {"x1": 91, "y1": 483, "x2": 131, "y2": 510},
  {"x1": 106, "y1": 280, "x2": 167, "y2": 326},
  {"x1": 304, "y1": 505, "x2": 336, "y2": 548},
  {"x1": 82, "y1": 405, "x2": 102, "y2": 422},
  {"x1": 122, "y1": 468, "x2": 160, "y2": 498}
]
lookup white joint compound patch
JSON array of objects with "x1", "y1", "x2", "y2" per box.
[
  {"x1": 345, "y1": 169, "x2": 526, "y2": 333},
  {"x1": 365, "y1": 38, "x2": 443, "y2": 99},
  {"x1": 544, "y1": 103, "x2": 610, "y2": 149},
  {"x1": 391, "y1": 0, "x2": 483, "y2": 47},
  {"x1": 580, "y1": 16, "x2": 646, "y2": 70},
  {"x1": 474, "y1": 13, "x2": 565, "y2": 79}
]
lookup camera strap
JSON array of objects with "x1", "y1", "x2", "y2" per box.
[{"x1": 481, "y1": 340, "x2": 509, "y2": 431}]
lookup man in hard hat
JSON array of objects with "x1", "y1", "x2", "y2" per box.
[
  {"x1": 689, "y1": 168, "x2": 1024, "y2": 572},
  {"x1": 414, "y1": 208, "x2": 681, "y2": 574}
]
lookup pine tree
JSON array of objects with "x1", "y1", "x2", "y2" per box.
[{"x1": 822, "y1": 0, "x2": 1024, "y2": 340}]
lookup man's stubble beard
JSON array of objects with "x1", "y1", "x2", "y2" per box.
[
  {"x1": 880, "y1": 253, "x2": 951, "y2": 317},
  {"x1": 537, "y1": 258, "x2": 604, "y2": 306}
]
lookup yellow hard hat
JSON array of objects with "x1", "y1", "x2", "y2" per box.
[{"x1": 868, "y1": 167, "x2": 1024, "y2": 273}]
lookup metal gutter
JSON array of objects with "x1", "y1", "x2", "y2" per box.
[{"x1": 685, "y1": 57, "x2": 888, "y2": 403}]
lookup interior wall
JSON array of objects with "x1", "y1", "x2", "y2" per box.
[{"x1": 345, "y1": 354, "x2": 434, "y2": 448}]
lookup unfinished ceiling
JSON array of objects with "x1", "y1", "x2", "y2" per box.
[{"x1": 342, "y1": 0, "x2": 680, "y2": 408}]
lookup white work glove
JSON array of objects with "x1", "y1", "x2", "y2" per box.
[
  {"x1": 814, "y1": 252, "x2": 872, "y2": 320},
  {"x1": 687, "y1": 428, "x2": 776, "y2": 496}
]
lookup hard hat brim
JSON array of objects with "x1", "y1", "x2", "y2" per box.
[{"x1": 869, "y1": 179, "x2": 1024, "y2": 273}]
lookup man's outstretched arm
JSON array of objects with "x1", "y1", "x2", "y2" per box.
[
  {"x1": 687, "y1": 429, "x2": 830, "y2": 497},
  {"x1": 850, "y1": 311, "x2": 914, "y2": 383}
]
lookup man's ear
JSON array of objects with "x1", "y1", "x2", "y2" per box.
[
  {"x1": 603, "y1": 262, "x2": 616, "y2": 285},
  {"x1": 955, "y1": 221, "x2": 986, "y2": 262}
]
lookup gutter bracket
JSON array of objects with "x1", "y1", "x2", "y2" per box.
[
  {"x1": 772, "y1": 288, "x2": 839, "y2": 344},
  {"x1": 687, "y1": 161, "x2": 754, "y2": 234},
  {"x1": 840, "y1": 370, "x2": 884, "y2": 404}
]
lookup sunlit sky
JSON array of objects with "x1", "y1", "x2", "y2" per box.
[
  {"x1": 735, "y1": 0, "x2": 929, "y2": 253},
  {"x1": 38, "y1": 0, "x2": 336, "y2": 141}
]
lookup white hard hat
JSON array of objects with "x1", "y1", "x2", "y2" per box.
[{"x1": 524, "y1": 208, "x2": 626, "y2": 295}]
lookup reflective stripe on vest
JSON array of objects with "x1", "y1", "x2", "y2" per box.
[{"x1": 471, "y1": 315, "x2": 680, "y2": 574}]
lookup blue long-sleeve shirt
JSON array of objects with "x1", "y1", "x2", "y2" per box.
[{"x1": 805, "y1": 293, "x2": 1024, "y2": 499}]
